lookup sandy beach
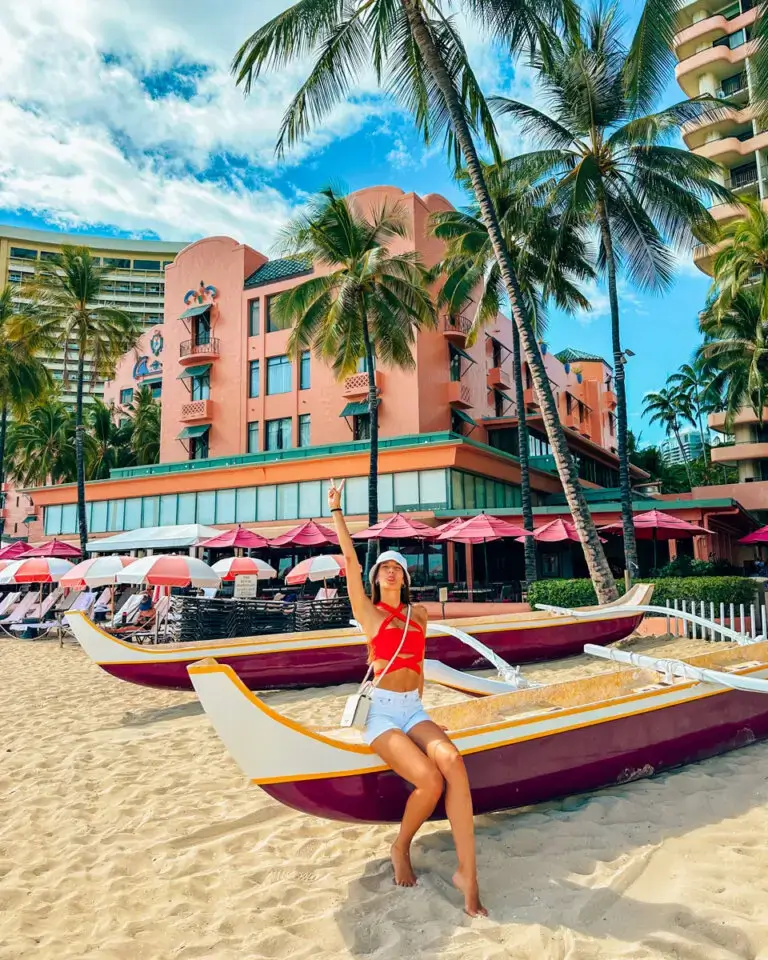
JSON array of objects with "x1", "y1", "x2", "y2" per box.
[{"x1": 3, "y1": 634, "x2": 768, "y2": 960}]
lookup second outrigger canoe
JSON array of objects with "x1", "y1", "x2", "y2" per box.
[
  {"x1": 66, "y1": 584, "x2": 652, "y2": 691},
  {"x1": 188, "y1": 638, "x2": 768, "y2": 824}
]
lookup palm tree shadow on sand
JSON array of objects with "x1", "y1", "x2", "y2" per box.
[{"x1": 335, "y1": 741, "x2": 768, "y2": 958}]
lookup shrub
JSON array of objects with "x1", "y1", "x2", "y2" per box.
[
  {"x1": 654, "y1": 555, "x2": 742, "y2": 578},
  {"x1": 526, "y1": 577, "x2": 758, "y2": 609}
]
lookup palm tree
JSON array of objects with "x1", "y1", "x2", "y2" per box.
[
  {"x1": 430, "y1": 164, "x2": 594, "y2": 583},
  {"x1": 5, "y1": 399, "x2": 77, "y2": 488},
  {"x1": 667, "y1": 358, "x2": 722, "y2": 481},
  {"x1": 491, "y1": 3, "x2": 730, "y2": 579},
  {"x1": 271, "y1": 187, "x2": 437, "y2": 573},
  {"x1": 87, "y1": 399, "x2": 135, "y2": 480},
  {"x1": 129, "y1": 386, "x2": 161, "y2": 465},
  {"x1": 233, "y1": 0, "x2": 628, "y2": 601},
  {"x1": 706, "y1": 196, "x2": 768, "y2": 322},
  {"x1": 0, "y1": 285, "x2": 54, "y2": 537},
  {"x1": 698, "y1": 289, "x2": 768, "y2": 429},
  {"x1": 27, "y1": 247, "x2": 144, "y2": 558},
  {"x1": 642, "y1": 387, "x2": 696, "y2": 488}
]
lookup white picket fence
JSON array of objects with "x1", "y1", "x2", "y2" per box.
[{"x1": 663, "y1": 599, "x2": 768, "y2": 642}]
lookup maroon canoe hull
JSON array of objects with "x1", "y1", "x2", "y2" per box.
[
  {"x1": 261, "y1": 684, "x2": 768, "y2": 823},
  {"x1": 102, "y1": 613, "x2": 643, "y2": 691}
]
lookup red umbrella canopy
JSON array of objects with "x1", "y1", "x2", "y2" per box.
[
  {"x1": 739, "y1": 525, "x2": 768, "y2": 544},
  {"x1": 268, "y1": 520, "x2": 339, "y2": 548},
  {"x1": 352, "y1": 514, "x2": 438, "y2": 540},
  {"x1": 21, "y1": 539, "x2": 82, "y2": 558},
  {"x1": 0, "y1": 541, "x2": 30, "y2": 560},
  {"x1": 528, "y1": 518, "x2": 582, "y2": 542},
  {"x1": 437, "y1": 513, "x2": 529, "y2": 542},
  {"x1": 600, "y1": 509, "x2": 709, "y2": 541},
  {"x1": 198, "y1": 525, "x2": 269, "y2": 549}
]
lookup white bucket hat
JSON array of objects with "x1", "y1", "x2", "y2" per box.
[{"x1": 369, "y1": 550, "x2": 411, "y2": 586}]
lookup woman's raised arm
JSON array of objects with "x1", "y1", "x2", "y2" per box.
[{"x1": 328, "y1": 479, "x2": 376, "y2": 630}]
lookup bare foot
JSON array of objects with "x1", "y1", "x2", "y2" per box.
[
  {"x1": 391, "y1": 841, "x2": 417, "y2": 886},
  {"x1": 453, "y1": 868, "x2": 487, "y2": 917}
]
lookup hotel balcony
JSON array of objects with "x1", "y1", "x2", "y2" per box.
[
  {"x1": 179, "y1": 336, "x2": 221, "y2": 365},
  {"x1": 675, "y1": 41, "x2": 755, "y2": 98},
  {"x1": 604, "y1": 388, "x2": 617, "y2": 409},
  {"x1": 441, "y1": 313, "x2": 472, "y2": 345},
  {"x1": 674, "y1": 6, "x2": 756, "y2": 62},
  {"x1": 487, "y1": 366, "x2": 510, "y2": 390},
  {"x1": 523, "y1": 386, "x2": 539, "y2": 408},
  {"x1": 683, "y1": 104, "x2": 754, "y2": 149},
  {"x1": 693, "y1": 128, "x2": 768, "y2": 165},
  {"x1": 711, "y1": 440, "x2": 768, "y2": 463},
  {"x1": 709, "y1": 407, "x2": 768, "y2": 430},
  {"x1": 447, "y1": 381, "x2": 472, "y2": 409},
  {"x1": 180, "y1": 399, "x2": 213, "y2": 423},
  {"x1": 342, "y1": 370, "x2": 383, "y2": 399}
]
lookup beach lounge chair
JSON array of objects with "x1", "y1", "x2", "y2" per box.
[
  {"x1": 116, "y1": 595, "x2": 171, "y2": 643},
  {"x1": 315, "y1": 587, "x2": 338, "y2": 600},
  {"x1": 12, "y1": 591, "x2": 97, "y2": 641},
  {"x1": 0, "y1": 592, "x2": 21, "y2": 619},
  {"x1": 110, "y1": 593, "x2": 143, "y2": 629},
  {"x1": 0, "y1": 592, "x2": 40, "y2": 627}
]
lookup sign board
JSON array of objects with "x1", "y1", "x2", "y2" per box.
[
  {"x1": 438, "y1": 587, "x2": 448, "y2": 603},
  {"x1": 234, "y1": 574, "x2": 259, "y2": 598}
]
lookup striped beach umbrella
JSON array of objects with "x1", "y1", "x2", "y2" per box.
[
  {"x1": 60, "y1": 555, "x2": 134, "y2": 589},
  {"x1": 118, "y1": 554, "x2": 220, "y2": 588},
  {"x1": 211, "y1": 557, "x2": 277, "y2": 582},
  {"x1": 285, "y1": 555, "x2": 346, "y2": 585},
  {"x1": 0, "y1": 557, "x2": 75, "y2": 583}
]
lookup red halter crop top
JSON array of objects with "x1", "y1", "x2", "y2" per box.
[{"x1": 371, "y1": 602, "x2": 426, "y2": 676}]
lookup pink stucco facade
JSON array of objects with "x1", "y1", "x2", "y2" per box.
[{"x1": 103, "y1": 185, "x2": 620, "y2": 469}]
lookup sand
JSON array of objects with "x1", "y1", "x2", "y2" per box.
[{"x1": 2, "y1": 634, "x2": 768, "y2": 960}]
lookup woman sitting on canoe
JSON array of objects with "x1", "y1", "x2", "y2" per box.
[{"x1": 329, "y1": 480, "x2": 486, "y2": 917}]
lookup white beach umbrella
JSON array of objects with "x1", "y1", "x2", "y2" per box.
[
  {"x1": 211, "y1": 557, "x2": 277, "y2": 582},
  {"x1": 0, "y1": 557, "x2": 75, "y2": 583},
  {"x1": 60, "y1": 555, "x2": 134, "y2": 589},
  {"x1": 117, "y1": 554, "x2": 221, "y2": 589}
]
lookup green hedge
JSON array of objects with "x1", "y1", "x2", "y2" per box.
[{"x1": 527, "y1": 577, "x2": 759, "y2": 609}]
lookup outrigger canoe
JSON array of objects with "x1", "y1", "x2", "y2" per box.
[
  {"x1": 65, "y1": 584, "x2": 652, "y2": 691},
  {"x1": 188, "y1": 637, "x2": 768, "y2": 824}
]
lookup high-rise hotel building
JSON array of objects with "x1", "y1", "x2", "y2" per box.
[{"x1": 0, "y1": 226, "x2": 186, "y2": 405}]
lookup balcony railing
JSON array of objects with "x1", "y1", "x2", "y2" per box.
[
  {"x1": 442, "y1": 314, "x2": 472, "y2": 342},
  {"x1": 180, "y1": 336, "x2": 220, "y2": 359},
  {"x1": 180, "y1": 399, "x2": 212, "y2": 422},
  {"x1": 718, "y1": 72, "x2": 748, "y2": 98},
  {"x1": 727, "y1": 166, "x2": 759, "y2": 189}
]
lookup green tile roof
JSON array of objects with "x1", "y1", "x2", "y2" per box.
[
  {"x1": 244, "y1": 258, "x2": 313, "y2": 289},
  {"x1": 555, "y1": 347, "x2": 607, "y2": 365}
]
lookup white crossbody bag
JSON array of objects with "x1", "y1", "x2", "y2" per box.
[{"x1": 340, "y1": 605, "x2": 413, "y2": 730}]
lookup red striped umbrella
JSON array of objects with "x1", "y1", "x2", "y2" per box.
[
  {"x1": 20, "y1": 539, "x2": 81, "y2": 559},
  {"x1": 0, "y1": 557, "x2": 75, "y2": 583},
  {"x1": 118, "y1": 555, "x2": 220, "y2": 588},
  {"x1": 352, "y1": 514, "x2": 438, "y2": 540},
  {"x1": 268, "y1": 520, "x2": 339, "y2": 547},
  {"x1": 197, "y1": 525, "x2": 269, "y2": 549},
  {"x1": 211, "y1": 557, "x2": 277, "y2": 582},
  {"x1": 60, "y1": 556, "x2": 134, "y2": 589},
  {"x1": 285, "y1": 555, "x2": 346, "y2": 585}
]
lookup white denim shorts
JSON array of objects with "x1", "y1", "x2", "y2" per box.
[{"x1": 363, "y1": 687, "x2": 431, "y2": 746}]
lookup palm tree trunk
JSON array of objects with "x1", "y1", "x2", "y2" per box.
[
  {"x1": 696, "y1": 407, "x2": 710, "y2": 483},
  {"x1": 673, "y1": 425, "x2": 694, "y2": 488},
  {"x1": 511, "y1": 326, "x2": 536, "y2": 583},
  {"x1": 595, "y1": 198, "x2": 639, "y2": 581},
  {"x1": 401, "y1": 0, "x2": 617, "y2": 602},
  {"x1": 75, "y1": 352, "x2": 88, "y2": 560},
  {"x1": 0, "y1": 403, "x2": 7, "y2": 540},
  {"x1": 361, "y1": 314, "x2": 379, "y2": 579}
]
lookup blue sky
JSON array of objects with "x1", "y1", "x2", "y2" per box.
[{"x1": 0, "y1": 0, "x2": 709, "y2": 443}]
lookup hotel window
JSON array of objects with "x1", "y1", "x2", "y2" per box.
[
  {"x1": 353, "y1": 412, "x2": 371, "y2": 441},
  {"x1": 451, "y1": 410, "x2": 467, "y2": 435},
  {"x1": 266, "y1": 355, "x2": 291, "y2": 394},
  {"x1": 103, "y1": 257, "x2": 130, "y2": 269},
  {"x1": 300, "y1": 351, "x2": 311, "y2": 389},
  {"x1": 249, "y1": 360, "x2": 260, "y2": 398},
  {"x1": 524, "y1": 364, "x2": 533, "y2": 390},
  {"x1": 492, "y1": 339, "x2": 502, "y2": 368},
  {"x1": 40, "y1": 250, "x2": 59, "y2": 262},
  {"x1": 494, "y1": 390, "x2": 504, "y2": 418},
  {"x1": 298, "y1": 414, "x2": 311, "y2": 447},
  {"x1": 565, "y1": 392, "x2": 573, "y2": 415},
  {"x1": 266, "y1": 294, "x2": 291, "y2": 332},
  {"x1": 190, "y1": 372, "x2": 210, "y2": 402},
  {"x1": 449, "y1": 345, "x2": 462, "y2": 382},
  {"x1": 150, "y1": 382, "x2": 162, "y2": 400},
  {"x1": 9, "y1": 247, "x2": 37, "y2": 260},
  {"x1": 120, "y1": 388, "x2": 134, "y2": 405},
  {"x1": 189, "y1": 433, "x2": 209, "y2": 461},
  {"x1": 249, "y1": 299, "x2": 260, "y2": 337},
  {"x1": 133, "y1": 259, "x2": 161, "y2": 271},
  {"x1": 266, "y1": 417, "x2": 292, "y2": 451},
  {"x1": 247, "y1": 421, "x2": 259, "y2": 453}
]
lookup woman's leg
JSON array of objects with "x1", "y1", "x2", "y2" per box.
[
  {"x1": 408, "y1": 721, "x2": 486, "y2": 917},
  {"x1": 371, "y1": 728, "x2": 445, "y2": 885}
]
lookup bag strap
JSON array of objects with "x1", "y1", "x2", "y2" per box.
[{"x1": 359, "y1": 605, "x2": 413, "y2": 691}]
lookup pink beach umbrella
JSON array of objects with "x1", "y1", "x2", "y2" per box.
[
  {"x1": 285, "y1": 554, "x2": 347, "y2": 586},
  {"x1": 0, "y1": 557, "x2": 75, "y2": 584},
  {"x1": 211, "y1": 556, "x2": 277, "y2": 582},
  {"x1": 436, "y1": 513, "x2": 530, "y2": 542},
  {"x1": 740, "y1": 525, "x2": 768, "y2": 545},
  {"x1": 520, "y1": 518, "x2": 607, "y2": 543},
  {"x1": 197, "y1": 525, "x2": 269, "y2": 550},
  {"x1": 600, "y1": 509, "x2": 709, "y2": 569},
  {"x1": 352, "y1": 514, "x2": 438, "y2": 540},
  {"x1": 118, "y1": 555, "x2": 220, "y2": 589},
  {"x1": 268, "y1": 520, "x2": 339, "y2": 548},
  {"x1": 60, "y1": 555, "x2": 134, "y2": 589},
  {"x1": 0, "y1": 541, "x2": 29, "y2": 561},
  {"x1": 20, "y1": 539, "x2": 82, "y2": 559}
]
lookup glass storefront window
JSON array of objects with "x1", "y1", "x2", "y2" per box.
[
  {"x1": 377, "y1": 474, "x2": 394, "y2": 514},
  {"x1": 216, "y1": 489, "x2": 236, "y2": 524},
  {"x1": 277, "y1": 483, "x2": 298, "y2": 520},
  {"x1": 124, "y1": 498, "x2": 142, "y2": 530},
  {"x1": 91, "y1": 501, "x2": 108, "y2": 533},
  {"x1": 299, "y1": 480, "x2": 321, "y2": 518},
  {"x1": 419, "y1": 470, "x2": 447, "y2": 507},
  {"x1": 61, "y1": 503, "x2": 77, "y2": 534},
  {"x1": 107, "y1": 499, "x2": 125, "y2": 532},
  {"x1": 257, "y1": 485, "x2": 277, "y2": 521},
  {"x1": 197, "y1": 491, "x2": 215, "y2": 525},
  {"x1": 159, "y1": 494, "x2": 177, "y2": 526},
  {"x1": 394, "y1": 471, "x2": 419, "y2": 509},
  {"x1": 177, "y1": 492, "x2": 196, "y2": 524},
  {"x1": 345, "y1": 476, "x2": 368, "y2": 515},
  {"x1": 45, "y1": 505, "x2": 62, "y2": 536},
  {"x1": 235, "y1": 487, "x2": 256, "y2": 523}
]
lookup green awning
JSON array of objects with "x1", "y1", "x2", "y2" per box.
[
  {"x1": 452, "y1": 408, "x2": 477, "y2": 427},
  {"x1": 451, "y1": 345, "x2": 475, "y2": 365},
  {"x1": 178, "y1": 303, "x2": 211, "y2": 320},
  {"x1": 141, "y1": 375, "x2": 163, "y2": 385},
  {"x1": 177, "y1": 363, "x2": 212, "y2": 380},
  {"x1": 340, "y1": 401, "x2": 369, "y2": 417},
  {"x1": 23, "y1": 515, "x2": 37, "y2": 524},
  {"x1": 494, "y1": 389, "x2": 513, "y2": 403},
  {"x1": 177, "y1": 424, "x2": 210, "y2": 440}
]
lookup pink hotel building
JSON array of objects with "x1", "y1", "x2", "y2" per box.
[{"x1": 28, "y1": 184, "x2": 703, "y2": 576}]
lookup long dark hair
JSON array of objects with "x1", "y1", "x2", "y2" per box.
[{"x1": 371, "y1": 574, "x2": 411, "y2": 607}]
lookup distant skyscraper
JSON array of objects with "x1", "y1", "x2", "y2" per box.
[{"x1": 660, "y1": 429, "x2": 705, "y2": 466}]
